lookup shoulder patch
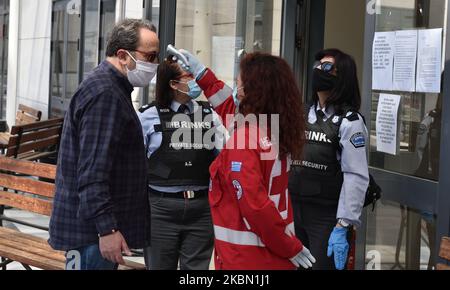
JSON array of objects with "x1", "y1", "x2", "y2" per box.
[
  {"x1": 346, "y1": 112, "x2": 360, "y2": 122},
  {"x1": 350, "y1": 132, "x2": 366, "y2": 149},
  {"x1": 138, "y1": 104, "x2": 151, "y2": 113},
  {"x1": 139, "y1": 102, "x2": 157, "y2": 113}
]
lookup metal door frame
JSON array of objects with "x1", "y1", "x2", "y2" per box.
[
  {"x1": 359, "y1": 0, "x2": 450, "y2": 268},
  {"x1": 283, "y1": 0, "x2": 450, "y2": 269}
]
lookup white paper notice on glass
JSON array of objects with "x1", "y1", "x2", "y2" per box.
[
  {"x1": 393, "y1": 30, "x2": 418, "y2": 92},
  {"x1": 376, "y1": 94, "x2": 402, "y2": 156},
  {"x1": 372, "y1": 32, "x2": 395, "y2": 90},
  {"x1": 416, "y1": 28, "x2": 443, "y2": 93}
]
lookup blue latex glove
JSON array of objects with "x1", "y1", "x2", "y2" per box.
[
  {"x1": 327, "y1": 227, "x2": 349, "y2": 270},
  {"x1": 173, "y1": 49, "x2": 207, "y2": 80}
]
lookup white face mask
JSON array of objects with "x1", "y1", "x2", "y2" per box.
[{"x1": 125, "y1": 51, "x2": 158, "y2": 87}]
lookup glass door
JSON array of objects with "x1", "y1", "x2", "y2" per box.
[
  {"x1": 174, "y1": 0, "x2": 283, "y2": 90},
  {"x1": 0, "y1": 0, "x2": 8, "y2": 120},
  {"x1": 99, "y1": 0, "x2": 117, "y2": 62},
  {"x1": 50, "y1": 0, "x2": 81, "y2": 118},
  {"x1": 365, "y1": 0, "x2": 448, "y2": 270}
]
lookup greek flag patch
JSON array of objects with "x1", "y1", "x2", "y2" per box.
[
  {"x1": 350, "y1": 132, "x2": 366, "y2": 148},
  {"x1": 231, "y1": 161, "x2": 242, "y2": 172}
]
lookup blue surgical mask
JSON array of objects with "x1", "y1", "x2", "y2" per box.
[
  {"x1": 175, "y1": 80, "x2": 203, "y2": 99},
  {"x1": 233, "y1": 86, "x2": 244, "y2": 107}
]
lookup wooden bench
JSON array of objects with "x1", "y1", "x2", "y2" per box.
[
  {"x1": 0, "y1": 105, "x2": 43, "y2": 150},
  {"x1": 3, "y1": 118, "x2": 64, "y2": 161},
  {"x1": 437, "y1": 237, "x2": 450, "y2": 270},
  {"x1": 0, "y1": 157, "x2": 145, "y2": 270}
]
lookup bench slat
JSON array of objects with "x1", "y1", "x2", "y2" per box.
[
  {"x1": 0, "y1": 237, "x2": 65, "y2": 263},
  {"x1": 0, "y1": 227, "x2": 53, "y2": 244},
  {"x1": 0, "y1": 157, "x2": 57, "y2": 179},
  {"x1": 10, "y1": 119, "x2": 63, "y2": 135},
  {"x1": 0, "y1": 243, "x2": 64, "y2": 270},
  {"x1": 8, "y1": 135, "x2": 60, "y2": 156},
  {"x1": 19, "y1": 151, "x2": 58, "y2": 162},
  {"x1": 16, "y1": 111, "x2": 39, "y2": 126},
  {"x1": 439, "y1": 237, "x2": 450, "y2": 261},
  {"x1": 437, "y1": 264, "x2": 450, "y2": 270},
  {"x1": 0, "y1": 228, "x2": 145, "y2": 270},
  {"x1": 0, "y1": 173, "x2": 55, "y2": 198},
  {"x1": 0, "y1": 191, "x2": 52, "y2": 216},
  {"x1": 8, "y1": 127, "x2": 62, "y2": 145},
  {"x1": 120, "y1": 260, "x2": 146, "y2": 270},
  {"x1": 18, "y1": 104, "x2": 42, "y2": 122}
]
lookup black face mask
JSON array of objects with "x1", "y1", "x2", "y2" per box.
[{"x1": 312, "y1": 68, "x2": 338, "y2": 92}]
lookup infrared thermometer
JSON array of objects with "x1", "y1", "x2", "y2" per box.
[{"x1": 167, "y1": 44, "x2": 190, "y2": 70}]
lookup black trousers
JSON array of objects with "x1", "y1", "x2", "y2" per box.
[
  {"x1": 144, "y1": 189, "x2": 214, "y2": 270},
  {"x1": 291, "y1": 195, "x2": 342, "y2": 270}
]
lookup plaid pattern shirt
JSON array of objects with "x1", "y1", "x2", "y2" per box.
[{"x1": 49, "y1": 61, "x2": 150, "y2": 251}]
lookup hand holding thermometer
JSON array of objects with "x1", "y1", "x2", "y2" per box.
[{"x1": 167, "y1": 44, "x2": 190, "y2": 70}]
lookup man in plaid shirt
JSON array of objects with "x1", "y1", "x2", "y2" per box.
[{"x1": 49, "y1": 19, "x2": 160, "y2": 270}]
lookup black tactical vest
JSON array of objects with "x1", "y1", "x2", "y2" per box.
[
  {"x1": 142, "y1": 102, "x2": 216, "y2": 187},
  {"x1": 289, "y1": 109, "x2": 348, "y2": 206}
]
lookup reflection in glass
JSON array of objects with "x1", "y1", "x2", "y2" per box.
[
  {"x1": 175, "y1": 0, "x2": 282, "y2": 89},
  {"x1": 0, "y1": 0, "x2": 9, "y2": 119},
  {"x1": 83, "y1": 0, "x2": 100, "y2": 78},
  {"x1": 144, "y1": 0, "x2": 160, "y2": 104},
  {"x1": 50, "y1": 0, "x2": 81, "y2": 118},
  {"x1": 369, "y1": 0, "x2": 446, "y2": 181},
  {"x1": 50, "y1": 3, "x2": 65, "y2": 117},
  {"x1": 366, "y1": 201, "x2": 437, "y2": 270},
  {"x1": 99, "y1": 0, "x2": 116, "y2": 62},
  {"x1": 366, "y1": 0, "x2": 446, "y2": 271},
  {"x1": 66, "y1": 11, "x2": 81, "y2": 99}
]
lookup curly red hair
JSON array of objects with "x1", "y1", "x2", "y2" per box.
[{"x1": 239, "y1": 53, "x2": 305, "y2": 159}]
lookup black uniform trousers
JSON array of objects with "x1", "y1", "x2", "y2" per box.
[
  {"x1": 291, "y1": 194, "x2": 342, "y2": 270},
  {"x1": 144, "y1": 188, "x2": 214, "y2": 270}
]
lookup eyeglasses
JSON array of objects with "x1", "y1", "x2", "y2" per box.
[
  {"x1": 134, "y1": 50, "x2": 159, "y2": 63},
  {"x1": 314, "y1": 61, "x2": 335, "y2": 74}
]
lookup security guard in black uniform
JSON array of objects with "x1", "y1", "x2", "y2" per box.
[
  {"x1": 138, "y1": 58, "x2": 226, "y2": 270},
  {"x1": 145, "y1": 102, "x2": 216, "y2": 188},
  {"x1": 289, "y1": 49, "x2": 370, "y2": 270}
]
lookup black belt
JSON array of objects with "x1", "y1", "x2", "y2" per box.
[{"x1": 149, "y1": 188, "x2": 208, "y2": 199}]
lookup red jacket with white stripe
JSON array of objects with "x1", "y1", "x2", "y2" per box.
[
  {"x1": 197, "y1": 69, "x2": 237, "y2": 127},
  {"x1": 199, "y1": 69, "x2": 303, "y2": 270}
]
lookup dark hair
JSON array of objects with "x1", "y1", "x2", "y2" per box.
[
  {"x1": 312, "y1": 48, "x2": 361, "y2": 114},
  {"x1": 106, "y1": 19, "x2": 157, "y2": 57},
  {"x1": 155, "y1": 60, "x2": 184, "y2": 108},
  {"x1": 239, "y1": 53, "x2": 306, "y2": 159}
]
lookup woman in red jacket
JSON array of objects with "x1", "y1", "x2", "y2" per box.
[{"x1": 175, "y1": 51, "x2": 316, "y2": 270}]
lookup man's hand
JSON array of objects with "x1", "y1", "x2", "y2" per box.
[{"x1": 99, "y1": 231, "x2": 132, "y2": 265}]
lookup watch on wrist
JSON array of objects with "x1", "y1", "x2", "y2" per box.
[
  {"x1": 338, "y1": 219, "x2": 352, "y2": 229},
  {"x1": 98, "y1": 229, "x2": 118, "y2": 238}
]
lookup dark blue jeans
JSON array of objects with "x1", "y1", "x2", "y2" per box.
[{"x1": 65, "y1": 244, "x2": 118, "y2": 270}]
